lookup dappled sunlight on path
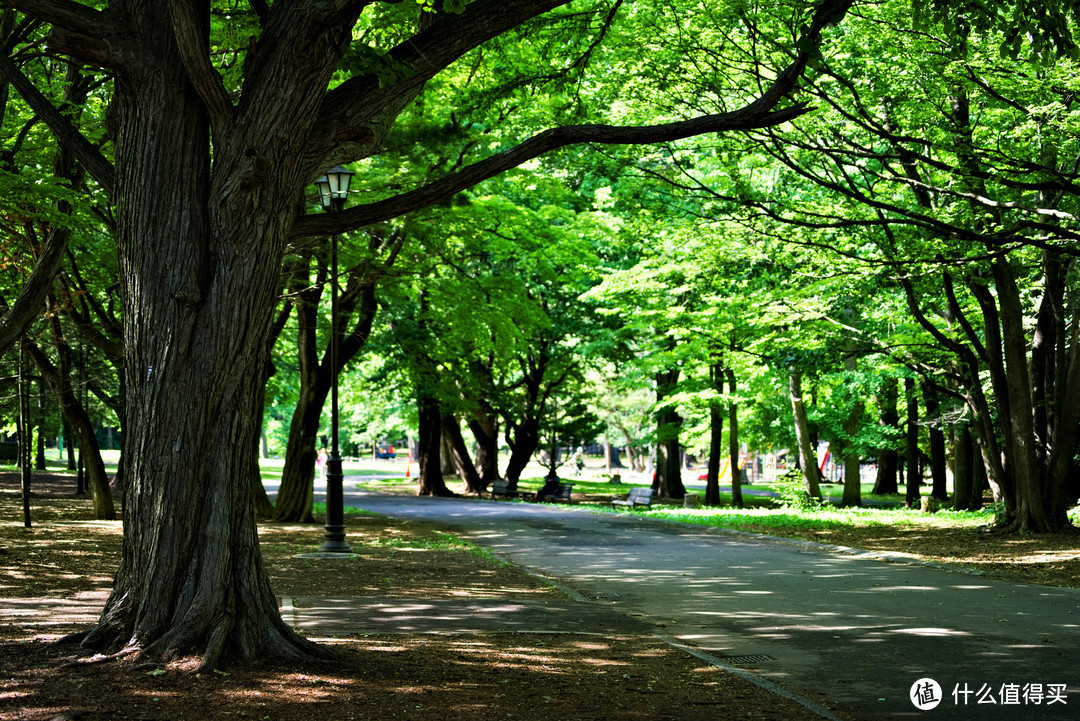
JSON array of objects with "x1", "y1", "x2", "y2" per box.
[{"x1": 346, "y1": 489, "x2": 1080, "y2": 720}]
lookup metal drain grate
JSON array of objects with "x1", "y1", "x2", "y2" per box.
[
  {"x1": 722, "y1": 654, "x2": 776, "y2": 664},
  {"x1": 583, "y1": 592, "x2": 621, "y2": 601}
]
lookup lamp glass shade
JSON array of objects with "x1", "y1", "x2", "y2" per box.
[
  {"x1": 325, "y1": 165, "x2": 354, "y2": 200},
  {"x1": 315, "y1": 176, "x2": 332, "y2": 210}
]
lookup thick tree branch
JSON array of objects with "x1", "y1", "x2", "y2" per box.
[
  {"x1": 303, "y1": 0, "x2": 572, "y2": 169},
  {"x1": 168, "y1": 0, "x2": 234, "y2": 129},
  {"x1": 294, "y1": 104, "x2": 810, "y2": 237},
  {"x1": 296, "y1": 0, "x2": 852, "y2": 237},
  {"x1": 0, "y1": 0, "x2": 109, "y2": 38},
  {"x1": 0, "y1": 227, "x2": 69, "y2": 358},
  {"x1": 0, "y1": 52, "x2": 115, "y2": 192}
]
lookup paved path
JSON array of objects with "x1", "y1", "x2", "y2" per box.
[{"x1": 323, "y1": 483, "x2": 1079, "y2": 720}]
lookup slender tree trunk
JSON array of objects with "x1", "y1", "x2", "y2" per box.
[
  {"x1": 274, "y1": 383, "x2": 322, "y2": 522},
  {"x1": 952, "y1": 425, "x2": 975, "y2": 511},
  {"x1": 841, "y1": 423, "x2": 861, "y2": 508},
  {"x1": 705, "y1": 400, "x2": 723, "y2": 507},
  {"x1": 993, "y1": 259, "x2": 1054, "y2": 531},
  {"x1": 726, "y1": 367, "x2": 743, "y2": 508},
  {"x1": 840, "y1": 346, "x2": 862, "y2": 508},
  {"x1": 417, "y1": 390, "x2": 454, "y2": 497},
  {"x1": 789, "y1": 369, "x2": 821, "y2": 499},
  {"x1": 34, "y1": 382, "x2": 46, "y2": 470},
  {"x1": 18, "y1": 346, "x2": 32, "y2": 528},
  {"x1": 904, "y1": 377, "x2": 921, "y2": 507},
  {"x1": 63, "y1": 418, "x2": 77, "y2": 471},
  {"x1": 503, "y1": 418, "x2": 540, "y2": 486},
  {"x1": 655, "y1": 366, "x2": 685, "y2": 499},
  {"x1": 622, "y1": 439, "x2": 640, "y2": 473},
  {"x1": 443, "y1": 413, "x2": 484, "y2": 493},
  {"x1": 972, "y1": 452, "x2": 988, "y2": 508},
  {"x1": 923, "y1": 384, "x2": 948, "y2": 501},
  {"x1": 439, "y1": 422, "x2": 457, "y2": 476},
  {"x1": 467, "y1": 410, "x2": 501, "y2": 486},
  {"x1": 23, "y1": 339, "x2": 114, "y2": 519}
]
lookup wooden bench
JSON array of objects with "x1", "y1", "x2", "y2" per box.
[
  {"x1": 611, "y1": 487, "x2": 654, "y2": 509},
  {"x1": 487, "y1": 480, "x2": 531, "y2": 500},
  {"x1": 551, "y1": 483, "x2": 573, "y2": 504},
  {"x1": 536, "y1": 483, "x2": 573, "y2": 504}
]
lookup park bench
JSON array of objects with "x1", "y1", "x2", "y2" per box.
[
  {"x1": 611, "y1": 487, "x2": 654, "y2": 509},
  {"x1": 537, "y1": 483, "x2": 573, "y2": 504},
  {"x1": 487, "y1": 480, "x2": 531, "y2": 501}
]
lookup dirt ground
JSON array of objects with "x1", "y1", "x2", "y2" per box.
[{"x1": 0, "y1": 471, "x2": 1077, "y2": 721}]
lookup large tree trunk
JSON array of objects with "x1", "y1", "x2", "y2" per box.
[{"x1": 76, "y1": 4, "x2": 354, "y2": 669}]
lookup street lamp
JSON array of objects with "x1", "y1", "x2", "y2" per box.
[{"x1": 315, "y1": 165, "x2": 354, "y2": 553}]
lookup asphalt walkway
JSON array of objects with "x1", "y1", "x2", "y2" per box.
[{"x1": 326, "y1": 484, "x2": 1079, "y2": 721}]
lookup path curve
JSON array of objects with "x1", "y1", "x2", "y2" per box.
[{"x1": 326, "y1": 483, "x2": 1079, "y2": 720}]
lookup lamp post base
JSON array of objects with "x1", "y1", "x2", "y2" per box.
[{"x1": 321, "y1": 455, "x2": 352, "y2": 553}]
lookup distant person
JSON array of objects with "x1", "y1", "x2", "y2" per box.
[
  {"x1": 535, "y1": 472, "x2": 561, "y2": 502},
  {"x1": 316, "y1": 447, "x2": 328, "y2": 479},
  {"x1": 573, "y1": 447, "x2": 584, "y2": 476}
]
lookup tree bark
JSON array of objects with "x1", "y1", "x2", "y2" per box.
[
  {"x1": 726, "y1": 367, "x2": 743, "y2": 508},
  {"x1": 74, "y1": 0, "x2": 355, "y2": 668},
  {"x1": 789, "y1": 369, "x2": 821, "y2": 499},
  {"x1": 841, "y1": 406, "x2": 862, "y2": 508},
  {"x1": 655, "y1": 365, "x2": 685, "y2": 499},
  {"x1": 443, "y1": 413, "x2": 484, "y2": 493},
  {"x1": 276, "y1": 253, "x2": 380, "y2": 521},
  {"x1": 705, "y1": 374, "x2": 723, "y2": 507},
  {"x1": 466, "y1": 409, "x2": 501, "y2": 487},
  {"x1": 273, "y1": 256, "x2": 326, "y2": 523},
  {"x1": 952, "y1": 425, "x2": 976, "y2": 511},
  {"x1": 503, "y1": 416, "x2": 540, "y2": 487},
  {"x1": 922, "y1": 383, "x2": 948, "y2": 501},
  {"x1": 904, "y1": 377, "x2": 921, "y2": 507},
  {"x1": 22, "y1": 337, "x2": 114, "y2": 519},
  {"x1": 416, "y1": 389, "x2": 454, "y2": 497}
]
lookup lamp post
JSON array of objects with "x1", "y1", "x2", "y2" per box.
[{"x1": 315, "y1": 165, "x2": 354, "y2": 553}]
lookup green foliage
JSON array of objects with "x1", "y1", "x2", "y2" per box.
[
  {"x1": 775, "y1": 469, "x2": 827, "y2": 511},
  {"x1": 911, "y1": 0, "x2": 1078, "y2": 61},
  {"x1": 633, "y1": 503, "x2": 1002, "y2": 533}
]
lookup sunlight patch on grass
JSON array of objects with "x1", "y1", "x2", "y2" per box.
[
  {"x1": 622, "y1": 505, "x2": 997, "y2": 534},
  {"x1": 311, "y1": 502, "x2": 379, "y2": 517}
]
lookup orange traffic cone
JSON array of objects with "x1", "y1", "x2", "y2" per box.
[{"x1": 405, "y1": 464, "x2": 411, "y2": 479}]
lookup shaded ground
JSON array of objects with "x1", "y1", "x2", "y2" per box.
[
  {"x1": 1, "y1": 470, "x2": 1077, "y2": 720},
  {"x1": 0, "y1": 471, "x2": 834, "y2": 721}
]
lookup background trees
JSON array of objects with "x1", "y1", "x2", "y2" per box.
[{"x1": 2, "y1": 0, "x2": 1077, "y2": 676}]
